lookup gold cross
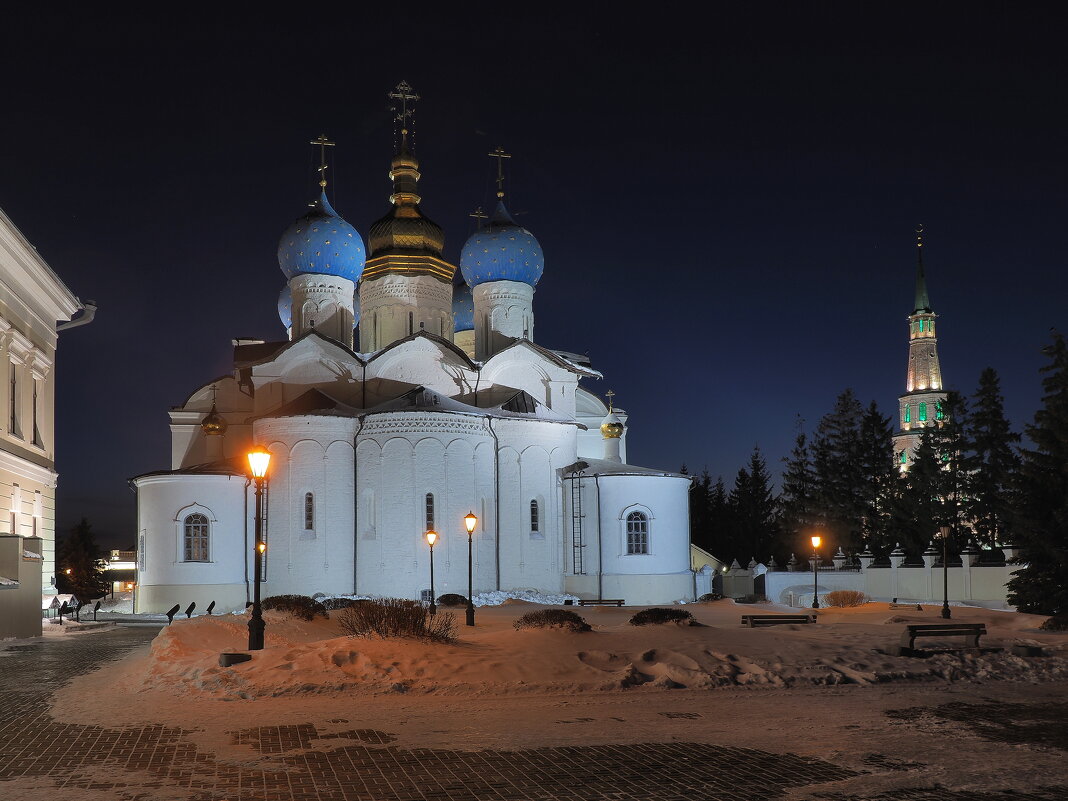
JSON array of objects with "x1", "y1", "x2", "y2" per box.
[
  {"x1": 488, "y1": 146, "x2": 511, "y2": 198},
  {"x1": 310, "y1": 134, "x2": 335, "y2": 189},
  {"x1": 469, "y1": 206, "x2": 487, "y2": 230},
  {"x1": 605, "y1": 389, "x2": 615, "y2": 413},
  {"x1": 388, "y1": 80, "x2": 420, "y2": 140}
]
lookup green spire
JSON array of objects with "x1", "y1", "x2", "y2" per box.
[{"x1": 913, "y1": 224, "x2": 932, "y2": 314}]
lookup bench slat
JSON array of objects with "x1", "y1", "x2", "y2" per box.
[{"x1": 900, "y1": 622, "x2": 986, "y2": 651}]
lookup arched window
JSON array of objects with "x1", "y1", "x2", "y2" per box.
[
  {"x1": 304, "y1": 492, "x2": 314, "y2": 530},
  {"x1": 918, "y1": 402, "x2": 928, "y2": 422},
  {"x1": 626, "y1": 511, "x2": 649, "y2": 555},
  {"x1": 899, "y1": 450, "x2": 908, "y2": 465},
  {"x1": 183, "y1": 513, "x2": 209, "y2": 562},
  {"x1": 935, "y1": 401, "x2": 944, "y2": 421},
  {"x1": 904, "y1": 405, "x2": 911, "y2": 424},
  {"x1": 530, "y1": 500, "x2": 540, "y2": 533},
  {"x1": 425, "y1": 493, "x2": 435, "y2": 530}
]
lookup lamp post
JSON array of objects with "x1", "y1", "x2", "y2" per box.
[
  {"x1": 425, "y1": 529, "x2": 438, "y2": 616},
  {"x1": 464, "y1": 512, "x2": 477, "y2": 626},
  {"x1": 247, "y1": 445, "x2": 271, "y2": 650},
  {"x1": 811, "y1": 535, "x2": 822, "y2": 609},
  {"x1": 938, "y1": 524, "x2": 951, "y2": 619}
]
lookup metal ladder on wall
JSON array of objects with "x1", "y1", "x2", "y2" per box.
[{"x1": 571, "y1": 478, "x2": 585, "y2": 574}]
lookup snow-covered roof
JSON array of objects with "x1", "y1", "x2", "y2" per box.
[
  {"x1": 23, "y1": 550, "x2": 42, "y2": 559},
  {"x1": 485, "y1": 339, "x2": 602, "y2": 378},
  {"x1": 562, "y1": 458, "x2": 690, "y2": 479},
  {"x1": 0, "y1": 575, "x2": 18, "y2": 588}
]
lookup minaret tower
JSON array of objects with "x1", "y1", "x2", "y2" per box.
[
  {"x1": 459, "y1": 147, "x2": 545, "y2": 360},
  {"x1": 359, "y1": 81, "x2": 456, "y2": 351},
  {"x1": 892, "y1": 226, "x2": 948, "y2": 470}
]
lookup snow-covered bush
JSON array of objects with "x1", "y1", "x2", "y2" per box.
[
  {"x1": 629, "y1": 607, "x2": 695, "y2": 626},
  {"x1": 322, "y1": 597, "x2": 361, "y2": 611},
  {"x1": 513, "y1": 609, "x2": 591, "y2": 633},
  {"x1": 825, "y1": 590, "x2": 869, "y2": 607},
  {"x1": 261, "y1": 594, "x2": 327, "y2": 621},
  {"x1": 338, "y1": 598, "x2": 455, "y2": 643},
  {"x1": 436, "y1": 593, "x2": 468, "y2": 607},
  {"x1": 697, "y1": 593, "x2": 723, "y2": 602}
]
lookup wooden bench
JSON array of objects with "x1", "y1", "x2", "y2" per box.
[
  {"x1": 577, "y1": 599, "x2": 625, "y2": 607},
  {"x1": 741, "y1": 614, "x2": 816, "y2": 627},
  {"x1": 898, "y1": 623, "x2": 987, "y2": 654},
  {"x1": 889, "y1": 603, "x2": 923, "y2": 611}
]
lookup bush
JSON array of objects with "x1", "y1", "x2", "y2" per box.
[
  {"x1": 513, "y1": 609, "x2": 591, "y2": 633},
  {"x1": 337, "y1": 598, "x2": 455, "y2": 642},
  {"x1": 734, "y1": 594, "x2": 766, "y2": 604},
  {"x1": 629, "y1": 607, "x2": 695, "y2": 626},
  {"x1": 825, "y1": 590, "x2": 870, "y2": 608},
  {"x1": 437, "y1": 593, "x2": 469, "y2": 607},
  {"x1": 261, "y1": 594, "x2": 327, "y2": 621},
  {"x1": 321, "y1": 597, "x2": 363, "y2": 611},
  {"x1": 1040, "y1": 614, "x2": 1068, "y2": 631},
  {"x1": 697, "y1": 593, "x2": 722, "y2": 602}
]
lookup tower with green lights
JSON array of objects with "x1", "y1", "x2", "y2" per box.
[{"x1": 892, "y1": 226, "x2": 948, "y2": 471}]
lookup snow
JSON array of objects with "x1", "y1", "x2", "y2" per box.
[
  {"x1": 0, "y1": 575, "x2": 16, "y2": 586},
  {"x1": 23, "y1": 549, "x2": 42, "y2": 559}
]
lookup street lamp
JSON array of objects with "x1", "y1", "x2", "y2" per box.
[
  {"x1": 811, "y1": 535, "x2": 822, "y2": 609},
  {"x1": 938, "y1": 524, "x2": 951, "y2": 619},
  {"x1": 247, "y1": 444, "x2": 271, "y2": 650},
  {"x1": 425, "y1": 529, "x2": 438, "y2": 616},
  {"x1": 464, "y1": 511, "x2": 477, "y2": 626}
]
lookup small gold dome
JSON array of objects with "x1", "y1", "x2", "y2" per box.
[
  {"x1": 600, "y1": 412, "x2": 624, "y2": 439},
  {"x1": 201, "y1": 403, "x2": 227, "y2": 436}
]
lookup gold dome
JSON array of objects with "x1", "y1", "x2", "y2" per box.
[
  {"x1": 600, "y1": 413, "x2": 624, "y2": 439},
  {"x1": 201, "y1": 403, "x2": 227, "y2": 436}
]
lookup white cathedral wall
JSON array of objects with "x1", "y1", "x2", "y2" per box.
[
  {"x1": 359, "y1": 274, "x2": 453, "y2": 351},
  {"x1": 256, "y1": 417, "x2": 356, "y2": 598},
  {"x1": 133, "y1": 473, "x2": 250, "y2": 613},
  {"x1": 564, "y1": 473, "x2": 693, "y2": 605},
  {"x1": 480, "y1": 351, "x2": 578, "y2": 417},
  {"x1": 364, "y1": 338, "x2": 478, "y2": 400}
]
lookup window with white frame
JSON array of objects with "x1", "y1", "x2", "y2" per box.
[
  {"x1": 530, "y1": 499, "x2": 540, "y2": 536},
  {"x1": 626, "y1": 511, "x2": 649, "y2": 555},
  {"x1": 183, "y1": 513, "x2": 210, "y2": 562},
  {"x1": 425, "y1": 493, "x2": 435, "y2": 531},
  {"x1": 304, "y1": 492, "x2": 314, "y2": 530}
]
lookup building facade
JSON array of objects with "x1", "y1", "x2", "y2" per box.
[{"x1": 133, "y1": 90, "x2": 693, "y2": 613}]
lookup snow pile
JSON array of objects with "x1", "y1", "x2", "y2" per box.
[
  {"x1": 473, "y1": 589, "x2": 580, "y2": 606},
  {"x1": 98, "y1": 601, "x2": 1068, "y2": 703}
]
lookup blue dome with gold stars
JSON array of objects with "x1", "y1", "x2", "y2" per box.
[
  {"x1": 452, "y1": 280, "x2": 474, "y2": 332},
  {"x1": 278, "y1": 285, "x2": 292, "y2": 329},
  {"x1": 460, "y1": 200, "x2": 543, "y2": 287},
  {"x1": 278, "y1": 192, "x2": 366, "y2": 281}
]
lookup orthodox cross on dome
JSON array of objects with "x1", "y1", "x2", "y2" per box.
[
  {"x1": 309, "y1": 134, "x2": 335, "y2": 190},
  {"x1": 605, "y1": 389, "x2": 615, "y2": 413},
  {"x1": 209, "y1": 384, "x2": 218, "y2": 404},
  {"x1": 488, "y1": 146, "x2": 511, "y2": 198},
  {"x1": 469, "y1": 205, "x2": 487, "y2": 230},
  {"x1": 916, "y1": 223, "x2": 924, "y2": 254},
  {"x1": 388, "y1": 80, "x2": 420, "y2": 150}
]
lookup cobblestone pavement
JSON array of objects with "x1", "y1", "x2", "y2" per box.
[{"x1": 0, "y1": 628, "x2": 1065, "y2": 801}]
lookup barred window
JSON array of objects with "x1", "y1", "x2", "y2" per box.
[
  {"x1": 530, "y1": 500, "x2": 540, "y2": 533},
  {"x1": 304, "y1": 492, "x2": 314, "y2": 530},
  {"x1": 425, "y1": 493, "x2": 435, "y2": 531},
  {"x1": 919, "y1": 402, "x2": 928, "y2": 422},
  {"x1": 183, "y1": 514, "x2": 209, "y2": 562},
  {"x1": 626, "y1": 512, "x2": 649, "y2": 555}
]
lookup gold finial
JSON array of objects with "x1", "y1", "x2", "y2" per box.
[
  {"x1": 605, "y1": 389, "x2": 615, "y2": 413},
  {"x1": 916, "y1": 223, "x2": 924, "y2": 249},
  {"x1": 388, "y1": 80, "x2": 420, "y2": 150},
  {"x1": 310, "y1": 134, "x2": 335, "y2": 189},
  {"x1": 469, "y1": 206, "x2": 487, "y2": 230},
  {"x1": 489, "y1": 146, "x2": 512, "y2": 198}
]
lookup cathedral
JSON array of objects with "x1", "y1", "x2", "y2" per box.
[
  {"x1": 132, "y1": 86, "x2": 693, "y2": 613},
  {"x1": 892, "y1": 226, "x2": 948, "y2": 470}
]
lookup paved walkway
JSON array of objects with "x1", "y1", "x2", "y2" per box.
[{"x1": 0, "y1": 628, "x2": 1064, "y2": 801}]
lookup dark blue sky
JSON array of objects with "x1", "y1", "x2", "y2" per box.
[{"x1": 2, "y1": 5, "x2": 1065, "y2": 548}]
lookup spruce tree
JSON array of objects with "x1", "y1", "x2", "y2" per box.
[
  {"x1": 811, "y1": 389, "x2": 866, "y2": 551},
  {"x1": 56, "y1": 518, "x2": 110, "y2": 602},
  {"x1": 729, "y1": 446, "x2": 777, "y2": 563},
  {"x1": 893, "y1": 427, "x2": 943, "y2": 553},
  {"x1": 707, "y1": 476, "x2": 731, "y2": 559},
  {"x1": 1007, "y1": 333, "x2": 1068, "y2": 615},
  {"x1": 857, "y1": 401, "x2": 897, "y2": 552},
  {"x1": 929, "y1": 391, "x2": 971, "y2": 539},
  {"x1": 966, "y1": 368, "x2": 1020, "y2": 548},
  {"x1": 778, "y1": 427, "x2": 816, "y2": 561}
]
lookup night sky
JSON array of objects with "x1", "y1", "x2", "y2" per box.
[{"x1": 3, "y1": 5, "x2": 1065, "y2": 549}]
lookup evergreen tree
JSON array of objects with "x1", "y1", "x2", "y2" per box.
[
  {"x1": 728, "y1": 446, "x2": 777, "y2": 563},
  {"x1": 707, "y1": 475, "x2": 731, "y2": 559},
  {"x1": 857, "y1": 401, "x2": 897, "y2": 551},
  {"x1": 811, "y1": 389, "x2": 866, "y2": 551},
  {"x1": 56, "y1": 517, "x2": 110, "y2": 601},
  {"x1": 892, "y1": 428, "x2": 943, "y2": 553},
  {"x1": 966, "y1": 368, "x2": 1020, "y2": 548},
  {"x1": 777, "y1": 426, "x2": 816, "y2": 562},
  {"x1": 1007, "y1": 333, "x2": 1068, "y2": 615},
  {"x1": 929, "y1": 391, "x2": 971, "y2": 538},
  {"x1": 685, "y1": 466, "x2": 714, "y2": 553}
]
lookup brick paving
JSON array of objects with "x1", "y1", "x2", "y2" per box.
[{"x1": 0, "y1": 627, "x2": 1064, "y2": 801}]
